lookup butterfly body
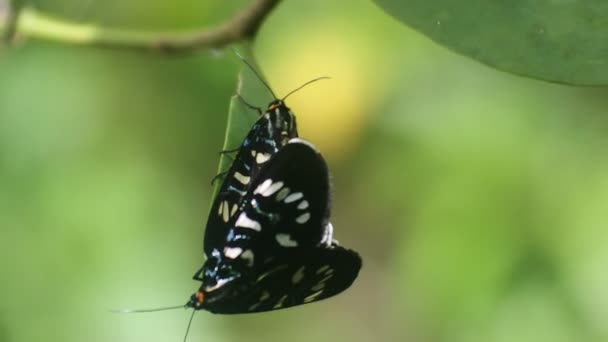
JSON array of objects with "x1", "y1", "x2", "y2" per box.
[{"x1": 204, "y1": 99, "x2": 298, "y2": 255}]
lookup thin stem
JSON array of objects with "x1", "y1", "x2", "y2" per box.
[
  {"x1": 0, "y1": 0, "x2": 280, "y2": 52},
  {"x1": 1, "y1": 0, "x2": 22, "y2": 43}
]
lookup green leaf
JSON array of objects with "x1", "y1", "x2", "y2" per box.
[
  {"x1": 211, "y1": 42, "x2": 273, "y2": 199},
  {"x1": 373, "y1": 0, "x2": 608, "y2": 86}
]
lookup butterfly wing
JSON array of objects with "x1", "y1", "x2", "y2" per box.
[
  {"x1": 228, "y1": 138, "x2": 332, "y2": 252},
  {"x1": 204, "y1": 103, "x2": 297, "y2": 256},
  {"x1": 202, "y1": 245, "x2": 362, "y2": 314}
]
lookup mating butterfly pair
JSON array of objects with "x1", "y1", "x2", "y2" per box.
[{"x1": 187, "y1": 96, "x2": 362, "y2": 314}]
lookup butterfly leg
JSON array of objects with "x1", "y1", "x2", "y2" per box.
[
  {"x1": 218, "y1": 149, "x2": 239, "y2": 163},
  {"x1": 219, "y1": 147, "x2": 241, "y2": 155},
  {"x1": 210, "y1": 171, "x2": 230, "y2": 186},
  {"x1": 237, "y1": 94, "x2": 263, "y2": 115},
  {"x1": 192, "y1": 266, "x2": 205, "y2": 281}
]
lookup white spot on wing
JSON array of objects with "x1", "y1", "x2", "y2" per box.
[
  {"x1": 256, "y1": 264, "x2": 288, "y2": 282},
  {"x1": 241, "y1": 249, "x2": 254, "y2": 266},
  {"x1": 297, "y1": 200, "x2": 309, "y2": 210},
  {"x1": 276, "y1": 233, "x2": 298, "y2": 247},
  {"x1": 223, "y1": 247, "x2": 242, "y2": 259},
  {"x1": 251, "y1": 150, "x2": 257, "y2": 157},
  {"x1": 230, "y1": 203, "x2": 238, "y2": 217},
  {"x1": 296, "y1": 212, "x2": 311, "y2": 224},
  {"x1": 234, "y1": 172, "x2": 250, "y2": 185},
  {"x1": 284, "y1": 192, "x2": 303, "y2": 203},
  {"x1": 303, "y1": 290, "x2": 323, "y2": 303},
  {"x1": 319, "y1": 274, "x2": 333, "y2": 284},
  {"x1": 317, "y1": 265, "x2": 330, "y2": 274},
  {"x1": 291, "y1": 266, "x2": 305, "y2": 284},
  {"x1": 254, "y1": 179, "x2": 273, "y2": 195},
  {"x1": 256, "y1": 152, "x2": 271, "y2": 164},
  {"x1": 205, "y1": 278, "x2": 231, "y2": 292},
  {"x1": 235, "y1": 212, "x2": 261, "y2": 231},
  {"x1": 311, "y1": 282, "x2": 324, "y2": 292},
  {"x1": 275, "y1": 187, "x2": 290, "y2": 201},
  {"x1": 222, "y1": 201, "x2": 230, "y2": 222},
  {"x1": 249, "y1": 291, "x2": 270, "y2": 311},
  {"x1": 262, "y1": 181, "x2": 283, "y2": 197},
  {"x1": 273, "y1": 294, "x2": 288, "y2": 309}
]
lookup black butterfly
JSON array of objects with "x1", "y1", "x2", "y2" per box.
[
  {"x1": 205, "y1": 98, "x2": 298, "y2": 256},
  {"x1": 204, "y1": 55, "x2": 330, "y2": 253},
  {"x1": 188, "y1": 139, "x2": 361, "y2": 314}
]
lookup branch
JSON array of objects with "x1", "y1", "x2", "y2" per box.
[
  {"x1": 1, "y1": 0, "x2": 21, "y2": 43},
  {"x1": 0, "y1": 0, "x2": 280, "y2": 52}
]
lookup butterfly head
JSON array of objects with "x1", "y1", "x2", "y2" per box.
[
  {"x1": 186, "y1": 290, "x2": 205, "y2": 309},
  {"x1": 264, "y1": 100, "x2": 298, "y2": 142},
  {"x1": 266, "y1": 99, "x2": 285, "y2": 111},
  {"x1": 187, "y1": 251, "x2": 247, "y2": 310}
]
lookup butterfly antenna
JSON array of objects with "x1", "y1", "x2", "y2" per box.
[
  {"x1": 183, "y1": 309, "x2": 196, "y2": 342},
  {"x1": 111, "y1": 304, "x2": 186, "y2": 314},
  {"x1": 233, "y1": 49, "x2": 277, "y2": 99},
  {"x1": 282, "y1": 77, "x2": 331, "y2": 101}
]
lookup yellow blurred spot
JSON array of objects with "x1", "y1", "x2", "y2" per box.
[{"x1": 264, "y1": 35, "x2": 378, "y2": 163}]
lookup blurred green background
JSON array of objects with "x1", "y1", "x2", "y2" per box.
[{"x1": 1, "y1": 1, "x2": 608, "y2": 341}]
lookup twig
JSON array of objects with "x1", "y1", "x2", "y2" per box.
[
  {"x1": 1, "y1": 0, "x2": 23, "y2": 43},
  {"x1": 0, "y1": 0, "x2": 280, "y2": 52}
]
